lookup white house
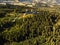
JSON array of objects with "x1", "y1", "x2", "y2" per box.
[{"x1": 13, "y1": 2, "x2": 26, "y2": 6}]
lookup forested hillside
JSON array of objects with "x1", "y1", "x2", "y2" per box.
[{"x1": 0, "y1": 5, "x2": 60, "y2": 45}]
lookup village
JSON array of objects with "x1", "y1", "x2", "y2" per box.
[{"x1": 0, "y1": 0, "x2": 59, "y2": 7}]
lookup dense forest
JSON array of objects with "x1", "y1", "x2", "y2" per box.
[{"x1": 0, "y1": 5, "x2": 60, "y2": 45}]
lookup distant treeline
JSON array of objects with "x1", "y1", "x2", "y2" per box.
[{"x1": 0, "y1": 4, "x2": 34, "y2": 13}]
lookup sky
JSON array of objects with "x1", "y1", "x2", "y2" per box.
[{"x1": 0, "y1": 0, "x2": 60, "y2": 4}]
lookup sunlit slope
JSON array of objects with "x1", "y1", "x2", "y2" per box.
[{"x1": 0, "y1": 7, "x2": 60, "y2": 45}]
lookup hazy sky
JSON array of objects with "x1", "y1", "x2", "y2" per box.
[{"x1": 0, "y1": 0, "x2": 60, "y2": 4}]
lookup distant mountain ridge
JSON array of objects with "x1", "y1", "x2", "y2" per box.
[{"x1": 19, "y1": 0, "x2": 60, "y2": 5}]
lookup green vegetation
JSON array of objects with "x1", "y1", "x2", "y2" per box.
[{"x1": 0, "y1": 5, "x2": 60, "y2": 45}]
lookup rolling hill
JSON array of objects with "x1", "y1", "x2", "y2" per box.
[{"x1": 0, "y1": 5, "x2": 60, "y2": 45}]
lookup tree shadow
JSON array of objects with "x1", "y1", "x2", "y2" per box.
[
  {"x1": 0, "y1": 22, "x2": 15, "y2": 32},
  {"x1": 0, "y1": 13, "x2": 6, "y2": 18}
]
